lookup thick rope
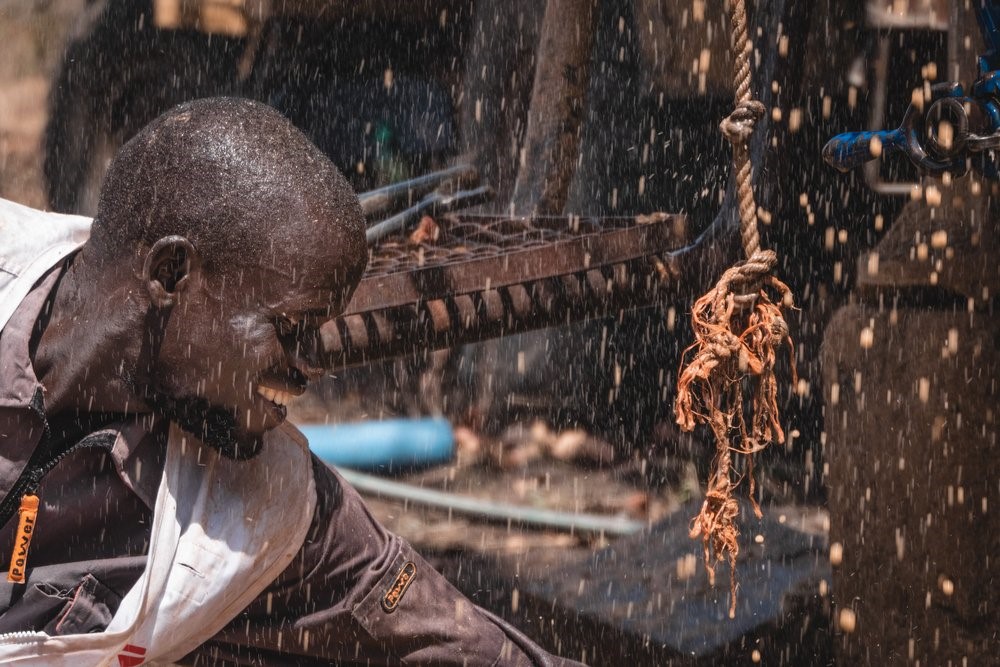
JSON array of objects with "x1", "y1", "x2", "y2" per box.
[
  {"x1": 720, "y1": 0, "x2": 765, "y2": 260},
  {"x1": 674, "y1": 0, "x2": 796, "y2": 620}
]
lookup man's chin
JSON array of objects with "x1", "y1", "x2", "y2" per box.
[
  {"x1": 143, "y1": 390, "x2": 267, "y2": 461},
  {"x1": 212, "y1": 426, "x2": 265, "y2": 461}
]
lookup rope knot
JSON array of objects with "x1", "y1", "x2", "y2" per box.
[
  {"x1": 720, "y1": 100, "x2": 765, "y2": 146},
  {"x1": 724, "y1": 249, "x2": 777, "y2": 310}
]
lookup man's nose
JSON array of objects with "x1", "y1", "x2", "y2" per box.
[{"x1": 286, "y1": 333, "x2": 326, "y2": 381}]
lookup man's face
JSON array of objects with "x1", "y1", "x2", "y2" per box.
[{"x1": 146, "y1": 237, "x2": 358, "y2": 457}]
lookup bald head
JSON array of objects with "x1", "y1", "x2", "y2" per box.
[
  {"x1": 47, "y1": 97, "x2": 370, "y2": 457},
  {"x1": 89, "y1": 97, "x2": 366, "y2": 283}
]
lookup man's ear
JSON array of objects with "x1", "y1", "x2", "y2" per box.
[{"x1": 142, "y1": 236, "x2": 199, "y2": 308}]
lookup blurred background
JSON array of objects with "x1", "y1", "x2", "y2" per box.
[{"x1": 0, "y1": 0, "x2": 83, "y2": 208}]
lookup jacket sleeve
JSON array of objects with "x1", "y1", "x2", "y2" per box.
[{"x1": 183, "y1": 456, "x2": 585, "y2": 666}]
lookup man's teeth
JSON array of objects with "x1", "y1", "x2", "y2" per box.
[{"x1": 256, "y1": 386, "x2": 294, "y2": 407}]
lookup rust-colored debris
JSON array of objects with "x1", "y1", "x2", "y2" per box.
[
  {"x1": 408, "y1": 215, "x2": 440, "y2": 245},
  {"x1": 674, "y1": 255, "x2": 796, "y2": 618}
]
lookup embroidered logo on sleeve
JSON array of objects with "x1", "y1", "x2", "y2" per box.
[
  {"x1": 381, "y1": 561, "x2": 417, "y2": 613},
  {"x1": 117, "y1": 644, "x2": 147, "y2": 667}
]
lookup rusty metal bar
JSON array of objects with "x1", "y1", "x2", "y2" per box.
[{"x1": 322, "y1": 211, "x2": 727, "y2": 370}]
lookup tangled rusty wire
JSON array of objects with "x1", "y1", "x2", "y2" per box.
[{"x1": 675, "y1": 250, "x2": 796, "y2": 618}]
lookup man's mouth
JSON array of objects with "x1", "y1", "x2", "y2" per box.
[
  {"x1": 256, "y1": 385, "x2": 297, "y2": 406},
  {"x1": 254, "y1": 367, "x2": 308, "y2": 409}
]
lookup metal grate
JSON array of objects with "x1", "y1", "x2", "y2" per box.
[{"x1": 323, "y1": 213, "x2": 689, "y2": 368}]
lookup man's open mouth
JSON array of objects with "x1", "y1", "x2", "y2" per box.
[
  {"x1": 256, "y1": 386, "x2": 296, "y2": 406},
  {"x1": 255, "y1": 367, "x2": 308, "y2": 408}
]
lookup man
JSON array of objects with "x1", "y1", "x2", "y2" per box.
[{"x1": 0, "y1": 97, "x2": 580, "y2": 665}]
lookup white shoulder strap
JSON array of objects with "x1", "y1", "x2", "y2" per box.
[{"x1": 0, "y1": 198, "x2": 92, "y2": 333}]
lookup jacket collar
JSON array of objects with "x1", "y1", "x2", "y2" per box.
[{"x1": 0, "y1": 264, "x2": 62, "y2": 409}]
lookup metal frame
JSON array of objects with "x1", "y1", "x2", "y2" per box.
[{"x1": 322, "y1": 213, "x2": 693, "y2": 368}]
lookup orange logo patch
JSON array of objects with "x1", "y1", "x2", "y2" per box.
[{"x1": 381, "y1": 561, "x2": 417, "y2": 613}]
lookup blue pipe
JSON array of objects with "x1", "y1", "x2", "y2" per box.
[{"x1": 298, "y1": 418, "x2": 455, "y2": 471}]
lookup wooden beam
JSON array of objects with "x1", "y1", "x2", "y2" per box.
[{"x1": 509, "y1": 0, "x2": 595, "y2": 217}]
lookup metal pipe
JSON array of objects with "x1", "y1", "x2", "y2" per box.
[
  {"x1": 335, "y1": 467, "x2": 646, "y2": 536},
  {"x1": 359, "y1": 164, "x2": 479, "y2": 218},
  {"x1": 365, "y1": 186, "x2": 494, "y2": 245}
]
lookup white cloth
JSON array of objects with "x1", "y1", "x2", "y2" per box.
[
  {"x1": 0, "y1": 198, "x2": 317, "y2": 665},
  {"x1": 0, "y1": 198, "x2": 90, "y2": 334},
  {"x1": 0, "y1": 424, "x2": 316, "y2": 666}
]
